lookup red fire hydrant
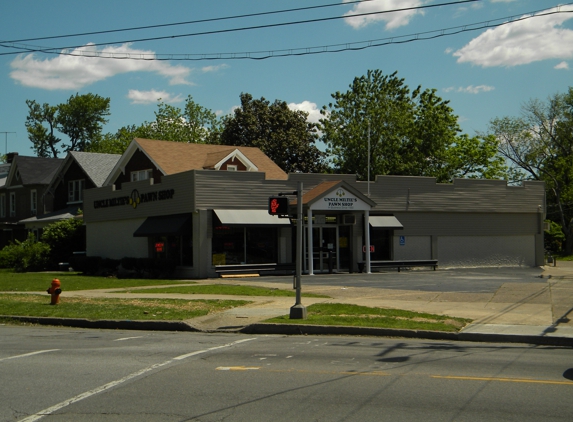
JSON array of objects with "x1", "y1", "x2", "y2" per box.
[{"x1": 47, "y1": 278, "x2": 62, "y2": 305}]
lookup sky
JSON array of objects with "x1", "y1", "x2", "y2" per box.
[{"x1": 1, "y1": 0, "x2": 572, "y2": 157}]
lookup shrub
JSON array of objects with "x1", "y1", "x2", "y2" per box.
[
  {"x1": 41, "y1": 218, "x2": 85, "y2": 268},
  {"x1": 0, "y1": 233, "x2": 50, "y2": 272}
]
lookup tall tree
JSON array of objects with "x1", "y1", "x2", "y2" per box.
[
  {"x1": 320, "y1": 70, "x2": 505, "y2": 182},
  {"x1": 218, "y1": 93, "x2": 327, "y2": 173},
  {"x1": 25, "y1": 93, "x2": 110, "y2": 158},
  {"x1": 488, "y1": 87, "x2": 573, "y2": 253}
]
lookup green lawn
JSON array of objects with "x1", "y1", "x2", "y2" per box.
[
  {"x1": 0, "y1": 294, "x2": 250, "y2": 321},
  {"x1": 0, "y1": 269, "x2": 194, "y2": 292},
  {"x1": 266, "y1": 303, "x2": 472, "y2": 332}
]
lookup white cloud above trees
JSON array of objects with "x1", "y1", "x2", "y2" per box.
[
  {"x1": 10, "y1": 43, "x2": 193, "y2": 90},
  {"x1": 343, "y1": 0, "x2": 425, "y2": 30},
  {"x1": 127, "y1": 89, "x2": 184, "y2": 105},
  {"x1": 443, "y1": 85, "x2": 495, "y2": 94},
  {"x1": 288, "y1": 101, "x2": 322, "y2": 123},
  {"x1": 452, "y1": 5, "x2": 573, "y2": 67}
]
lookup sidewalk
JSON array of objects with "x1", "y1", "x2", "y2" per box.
[{"x1": 3, "y1": 263, "x2": 573, "y2": 345}]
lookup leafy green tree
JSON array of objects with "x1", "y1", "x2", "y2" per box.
[
  {"x1": 219, "y1": 93, "x2": 327, "y2": 173},
  {"x1": 89, "y1": 95, "x2": 220, "y2": 154},
  {"x1": 41, "y1": 217, "x2": 85, "y2": 267},
  {"x1": 320, "y1": 70, "x2": 505, "y2": 182},
  {"x1": 26, "y1": 93, "x2": 110, "y2": 158},
  {"x1": 488, "y1": 87, "x2": 573, "y2": 253}
]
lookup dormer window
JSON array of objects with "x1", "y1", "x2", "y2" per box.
[{"x1": 131, "y1": 169, "x2": 152, "y2": 182}]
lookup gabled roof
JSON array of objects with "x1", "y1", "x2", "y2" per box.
[
  {"x1": 293, "y1": 180, "x2": 377, "y2": 208},
  {"x1": 68, "y1": 151, "x2": 121, "y2": 187},
  {"x1": 5, "y1": 156, "x2": 63, "y2": 187},
  {"x1": 203, "y1": 149, "x2": 258, "y2": 171},
  {"x1": 104, "y1": 138, "x2": 288, "y2": 185}
]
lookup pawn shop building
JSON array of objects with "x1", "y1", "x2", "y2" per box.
[{"x1": 83, "y1": 138, "x2": 546, "y2": 278}]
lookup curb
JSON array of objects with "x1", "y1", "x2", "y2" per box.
[
  {"x1": 2, "y1": 316, "x2": 572, "y2": 346},
  {"x1": 0, "y1": 315, "x2": 198, "y2": 332}
]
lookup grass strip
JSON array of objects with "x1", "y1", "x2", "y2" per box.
[
  {"x1": 265, "y1": 303, "x2": 472, "y2": 332},
  {"x1": 0, "y1": 270, "x2": 194, "y2": 292},
  {"x1": 0, "y1": 294, "x2": 250, "y2": 321},
  {"x1": 123, "y1": 284, "x2": 330, "y2": 298}
]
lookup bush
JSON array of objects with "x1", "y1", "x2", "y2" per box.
[
  {"x1": 41, "y1": 218, "x2": 85, "y2": 268},
  {"x1": 544, "y1": 220, "x2": 565, "y2": 253},
  {"x1": 0, "y1": 233, "x2": 50, "y2": 272}
]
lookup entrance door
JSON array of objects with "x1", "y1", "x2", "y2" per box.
[{"x1": 308, "y1": 226, "x2": 338, "y2": 273}]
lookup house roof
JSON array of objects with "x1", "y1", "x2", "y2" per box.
[
  {"x1": 5, "y1": 156, "x2": 63, "y2": 187},
  {"x1": 104, "y1": 138, "x2": 288, "y2": 185},
  {"x1": 68, "y1": 151, "x2": 121, "y2": 187}
]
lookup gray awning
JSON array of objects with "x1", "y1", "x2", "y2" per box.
[
  {"x1": 133, "y1": 214, "x2": 191, "y2": 237},
  {"x1": 369, "y1": 216, "x2": 403, "y2": 229},
  {"x1": 214, "y1": 209, "x2": 291, "y2": 226}
]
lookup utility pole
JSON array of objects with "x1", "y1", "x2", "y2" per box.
[{"x1": 0, "y1": 132, "x2": 16, "y2": 156}]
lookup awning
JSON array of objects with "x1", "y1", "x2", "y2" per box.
[
  {"x1": 133, "y1": 214, "x2": 191, "y2": 237},
  {"x1": 369, "y1": 216, "x2": 403, "y2": 229},
  {"x1": 214, "y1": 209, "x2": 291, "y2": 226}
]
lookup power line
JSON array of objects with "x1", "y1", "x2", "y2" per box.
[
  {"x1": 1, "y1": 5, "x2": 569, "y2": 62},
  {"x1": 3, "y1": 0, "x2": 380, "y2": 43},
  {"x1": 0, "y1": 0, "x2": 480, "y2": 56}
]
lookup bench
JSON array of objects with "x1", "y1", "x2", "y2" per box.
[
  {"x1": 215, "y1": 263, "x2": 296, "y2": 277},
  {"x1": 368, "y1": 259, "x2": 438, "y2": 272}
]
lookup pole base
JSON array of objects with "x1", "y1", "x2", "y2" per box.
[{"x1": 289, "y1": 304, "x2": 307, "y2": 320}]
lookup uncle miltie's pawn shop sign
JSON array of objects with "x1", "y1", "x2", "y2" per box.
[{"x1": 310, "y1": 188, "x2": 370, "y2": 211}]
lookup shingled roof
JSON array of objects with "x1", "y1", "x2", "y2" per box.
[
  {"x1": 68, "y1": 151, "x2": 121, "y2": 187},
  {"x1": 105, "y1": 138, "x2": 288, "y2": 185},
  {"x1": 6, "y1": 156, "x2": 63, "y2": 186}
]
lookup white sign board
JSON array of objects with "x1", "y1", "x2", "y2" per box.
[{"x1": 310, "y1": 188, "x2": 370, "y2": 211}]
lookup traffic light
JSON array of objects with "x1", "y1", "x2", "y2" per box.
[{"x1": 268, "y1": 196, "x2": 289, "y2": 216}]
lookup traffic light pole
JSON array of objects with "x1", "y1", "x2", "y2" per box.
[{"x1": 289, "y1": 181, "x2": 307, "y2": 319}]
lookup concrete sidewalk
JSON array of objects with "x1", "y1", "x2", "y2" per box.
[{"x1": 3, "y1": 263, "x2": 573, "y2": 345}]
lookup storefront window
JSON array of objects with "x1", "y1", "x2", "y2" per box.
[
  {"x1": 369, "y1": 228, "x2": 392, "y2": 261},
  {"x1": 212, "y1": 221, "x2": 278, "y2": 265},
  {"x1": 150, "y1": 235, "x2": 192, "y2": 266}
]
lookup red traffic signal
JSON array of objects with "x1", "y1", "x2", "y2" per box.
[{"x1": 268, "y1": 196, "x2": 289, "y2": 216}]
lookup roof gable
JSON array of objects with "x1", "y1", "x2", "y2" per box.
[
  {"x1": 294, "y1": 180, "x2": 376, "y2": 210},
  {"x1": 104, "y1": 138, "x2": 287, "y2": 185},
  {"x1": 5, "y1": 156, "x2": 62, "y2": 188}
]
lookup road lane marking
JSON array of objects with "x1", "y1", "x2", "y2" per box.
[
  {"x1": 113, "y1": 336, "x2": 144, "y2": 341},
  {"x1": 431, "y1": 375, "x2": 573, "y2": 385},
  {"x1": 216, "y1": 366, "x2": 261, "y2": 371},
  {"x1": 18, "y1": 338, "x2": 256, "y2": 422},
  {"x1": 0, "y1": 349, "x2": 59, "y2": 363}
]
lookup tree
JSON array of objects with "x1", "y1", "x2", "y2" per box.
[
  {"x1": 41, "y1": 217, "x2": 85, "y2": 267},
  {"x1": 89, "y1": 95, "x2": 220, "y2": 154},
  {"x1": 488, "y1": 87, "x2": 573, "y2": 253},
  {"x1": 218, "y1": 93, "x2": 328, "y2": 173},
  {"x1": 320, "y1": 70, "x2": 505, "y2": 182},
  {"x1": 25, "y1": 93, "x2": 110, "y2": 158}
]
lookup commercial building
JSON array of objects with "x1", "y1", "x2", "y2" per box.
[{"x1": 83, "y1": 138, "x2": 546, "y2": 279}]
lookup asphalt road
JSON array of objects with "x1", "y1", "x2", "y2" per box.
[
  {"x1": 263, "y1": 266, "x2": 547, "y2": 293},
  {"x1": 2, "y1": 325, "x2": 572, "y2": 421}
]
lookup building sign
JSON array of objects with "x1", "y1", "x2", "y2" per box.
[
  {"x1": 94, "y1": 188, "x2": 175, "y2": 210},
  {"x1": 310, "y1": 188, "x2": 370, "y2": 211},
  {"x1": 399, "y1": 236, "x2": 406, "y2": 246}
]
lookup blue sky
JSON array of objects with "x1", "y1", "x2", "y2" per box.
[{"x1": 1, "y1": 0, "x2": 572, "y2": 157}]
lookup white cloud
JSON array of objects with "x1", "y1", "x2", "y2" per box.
[
  {"x1": 452, "y1": 5, "x2": 573, "y2": 67},
  {"x1": 444, "y1": 85, "x2": 495, "y2": 94},
  {"x1": 201, "y1": 64, "x2": 229, "y2": 73},
  {"x1": 10, "y1": 43, "x2": 193, "y2": 90},
  {"x1": 555, "y1": 61, "x2": 569, "y2": 70},
  {"x1": 127, "y1": 89, "x2": 184, "y2": 105},
  {"x1": 343, "y1": 0, "x2": 425, "y2": 30},
  {"x1": 288, "y1": 101, "x2": 322, "y2": 123}
]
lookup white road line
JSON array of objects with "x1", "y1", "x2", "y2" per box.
[
  {"x1": 113, "y1": 336, "x2": 144, "y2": 341},
  {"x1": 0, "y1": 349, "x2": 59, "y2": 363},
  {"x1": 18, "y1": 337, "x2": 257, "y2": 422}
]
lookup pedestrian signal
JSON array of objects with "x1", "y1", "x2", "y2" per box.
[{"x1": 268, "y1": 196, "x2": 289, "y2": 216}]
